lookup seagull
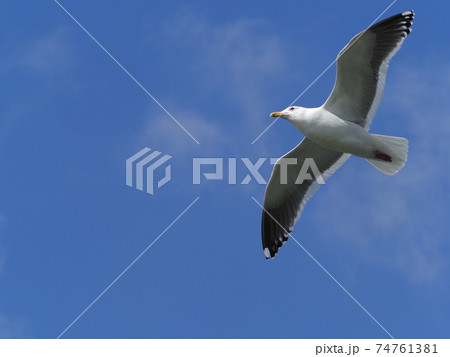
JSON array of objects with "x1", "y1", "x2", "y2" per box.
[{"x1": 262, "y1": 10, "x2": 414, "y2": 259}]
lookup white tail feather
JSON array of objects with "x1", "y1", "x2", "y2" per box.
[{"x1": 366, "y1": 134, "x2": 408, "y2": 175}]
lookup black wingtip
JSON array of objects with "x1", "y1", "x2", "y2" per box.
[{"x1": 369, "y1": 10, "x2": 415, "y2": 38}]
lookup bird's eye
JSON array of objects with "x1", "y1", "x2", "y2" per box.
[{"x1": 289, "y1": 107, "x2": 295, "y2": 111}]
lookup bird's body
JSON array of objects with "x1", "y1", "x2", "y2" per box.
[
  {"x1": 261, "y1": 10, "x2": 414, "y2": 259},
  {"x1": 285, "y1": 106, "x2": 397, "y2": 161},
  {"x1": 288, "y1": 107, "x2": 378, "y2": 158}
]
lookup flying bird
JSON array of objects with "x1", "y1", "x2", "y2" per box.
[{"x1": 262, "y1": 10, "x2": 414, "y2": 259}]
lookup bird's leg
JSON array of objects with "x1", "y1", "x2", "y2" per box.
[{"x1": 374, "y1": 150, "x2": 392, "y2": 162}]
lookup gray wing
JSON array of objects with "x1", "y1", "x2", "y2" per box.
[
  {"x1": 323, "y1": 10, "x2": 414, "y2": 128},
  {"x1": 262, "y1": 138, "x2": 350, "y2": 259}
]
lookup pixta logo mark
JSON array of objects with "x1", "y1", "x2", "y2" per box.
[{"x1": 126, "y1": 148, "x2": 172, "y2": 195}]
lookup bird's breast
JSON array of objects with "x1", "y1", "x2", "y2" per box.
[{"x1": 297, "y1": 110, "x2": 375, "y2": 157}]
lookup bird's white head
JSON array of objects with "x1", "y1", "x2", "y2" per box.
[{"x1": 270, "y1": 106, "x2": 305, "y2": 122}]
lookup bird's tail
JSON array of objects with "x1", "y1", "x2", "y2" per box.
[{"x1": 366, "y1": 134, "x2": 408, "y2": 175}]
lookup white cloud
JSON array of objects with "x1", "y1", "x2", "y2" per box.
[
  {"x1": 163, "y1": 12, "x2": 288, "y2": 85},
  {"x1": 133, "y1": 11, "x2": 295, "y2": 159},
  {"x1": 0, "y1": 216, "x2": 29, "y2": 338},
  {"x1": 21, "y1": 29, "x2": 72, "y2": 73},
  {"x1": 0, "y1": 28, "x2": 72, "y2": 75},
  {"x1": 0, "y1": 29, "x2": 73, "y2": 149},
  {"x1": 137, "y1": 108, "x2": 231, "y2": 154},
  {"x1": 0, "y1": 215, "x2": 5, "y2": 275},
  {"x1": 0, "y1": 313, "x2": 28, "y2": 339},
  {"x1": 158, "y1": 10, "x2": 293, "y2": 137}
]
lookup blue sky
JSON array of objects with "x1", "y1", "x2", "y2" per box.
[{"x1": 1, "y1": 0, "x2": 449, "y2": 338}]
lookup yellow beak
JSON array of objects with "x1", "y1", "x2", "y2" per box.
[{"x1": 270, "y1": 112, "x2": 283, "y2": 117}]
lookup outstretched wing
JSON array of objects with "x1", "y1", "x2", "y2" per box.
[
  {"x1": 323, "y1": 10, "x2": 414, "y2": 128},
  {"x1": 262, "y1": 138, "x2": 350, "y2": 259}
]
